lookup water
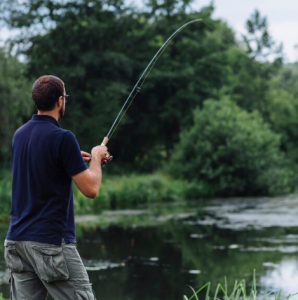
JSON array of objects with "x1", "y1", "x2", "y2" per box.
[{"x1": 1, "y1": 195, "x2": 298, "y2": 299}]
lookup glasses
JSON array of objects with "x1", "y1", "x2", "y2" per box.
[{"x1": 63, "y1": 94, "x2": 69, "y2": 103}]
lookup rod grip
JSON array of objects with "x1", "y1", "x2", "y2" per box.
[{"x1": 101, "y1": 136, "x2": 109, "y2": 146}]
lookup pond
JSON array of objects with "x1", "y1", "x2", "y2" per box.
[{"x1": 1, "y1": 195, "x2": 298, "y2": 299}]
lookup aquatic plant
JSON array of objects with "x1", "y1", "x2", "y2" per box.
[{"x1": 184, "y1": 271, "x2": 297, "y2": 300}]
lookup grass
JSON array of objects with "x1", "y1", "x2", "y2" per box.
[
  {"x1": 73, "y1": 173, "x2": 194, "y2": 214},
  {"x1": 184, "y1": 271, "x2": 297, "y2": 300},
  {"x1": 0, "y1": 169, "x2": 196, "y2": 220}
]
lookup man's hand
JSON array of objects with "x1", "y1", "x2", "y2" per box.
[
  {"x1": 91, "y1": 145, "x2": 108, "y2": 161},
  {"x1": 74, "y1": 146, "x2": 108, "y2": 199},
  {"x1": 81, "y1": 151, "x2": 92, "y2": 162}
]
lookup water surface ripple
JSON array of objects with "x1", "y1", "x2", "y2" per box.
[{"x1": 1, "y1": 195, "x2": 298, "y2": 299}]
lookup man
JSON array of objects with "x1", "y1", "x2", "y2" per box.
[{"x1": 4, "y1": 75, "x2": 107, "y2": 299}]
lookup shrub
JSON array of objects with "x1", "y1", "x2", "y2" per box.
[{"x1": 167, "y1": 98, "x2": 297, "y2": 197}]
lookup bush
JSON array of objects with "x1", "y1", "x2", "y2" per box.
[{"x1": 167, "y1": 98, "x2": 297, "y2": 197}]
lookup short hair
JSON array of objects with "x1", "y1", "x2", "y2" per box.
[{"x1": 32, "y1": 75, "x2": 64, "y2": 111}]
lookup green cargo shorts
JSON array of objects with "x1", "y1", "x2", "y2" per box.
[{"x1": 4, "y1": 239, "x2": 97, "y2": 300}]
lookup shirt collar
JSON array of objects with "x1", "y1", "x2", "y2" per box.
[{"x1": 32, "y1": 114, "x2": 60, "y2": 128}]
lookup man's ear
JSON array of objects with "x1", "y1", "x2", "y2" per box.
[{"x1": 57, "y1": 96, "x2": 63, "y2": 108}]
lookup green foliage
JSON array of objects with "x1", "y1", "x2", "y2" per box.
[
  {"x1": 0, "y1": 170, "x2": 191, "y2": 220},
  {"x1": 0, "y1": 168, "x2": 11, "y2": 222},
  {"x1": 0, "y1": 0, "x2": 297, "y2": 197},
  {"x1": 266, "y1": 63, "x2": 298, "y2": 163},
  {"x1": 0, "y1": 48, "x2": 33, "y2": 162},
  {"x1": 74, "y1": 173, "x2": 189, "y2": 213},
  {"x1": 0, "y1": 293, "x2": 8, "y2": 300},
  {"x1": 243, "y1": 10, "x2": 282, "y2": 60},
  {"x1": 167, "y1": 98, "x2": 297, "y2": 196},
  {"x1": 0, "y1": 0, "x2": 254, "y2": 169}
]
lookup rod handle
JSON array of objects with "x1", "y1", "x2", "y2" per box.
[{"x1": 101, "y1": 136, "x2": 109, "y2": 146}]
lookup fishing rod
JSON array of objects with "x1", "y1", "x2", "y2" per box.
[
  {"x1": 100, "y1": 19, "x2": 203, "y2": 166},
  {"x1": 99, "y1": 17, "x2": 298, "y2": 167}
]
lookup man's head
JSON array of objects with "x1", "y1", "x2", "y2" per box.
[{"x1": 32, "y1": 75, "x2": 66, "y2": 118}]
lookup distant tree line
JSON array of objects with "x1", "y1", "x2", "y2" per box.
[{"x1": 0, "y1": 0, "x2": 298, "y2": 196}]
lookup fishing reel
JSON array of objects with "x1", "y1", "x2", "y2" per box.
[{"x1": 101, "y1": 152, "x2": 113, "y2": 167}]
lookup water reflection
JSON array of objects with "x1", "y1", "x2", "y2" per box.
[
  {"x1": 0, "y1": 196, "x2": 298, "y2": 299},
  {"x1": 261, "y1": 258, "x2": 298, "y2": 297}
]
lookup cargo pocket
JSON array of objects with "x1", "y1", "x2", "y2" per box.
[
  {"x1": 75, "y1": 283, "x2": 96, "y2": 300},
  {"x1": 4, "y1": 241, "x2": 24, "y2": 272},
  {"x1": 32, "y1": 245, "x2": 69, "y2": 282}
]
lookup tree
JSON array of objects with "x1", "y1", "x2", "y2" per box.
[
  {"x1": 0, "y1": 0, "x2": 290, "y2": 173},
  {"x1": 0, "y1": 48, "x2": 32, "y2": 163},
  {"x1": 243, "y1": 10, "x2": 283, "y2": 61},
  {"x1": 266, "y1": 63, "x2": 298, "y2": 163},
  {"x1": 0, "y1": 0, "x2": 237, "y2": 169}
]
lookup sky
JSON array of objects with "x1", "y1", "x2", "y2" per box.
[
  {"x1": 0, "y1": 0, "x2": 297, "y2": 62},
  {"x1": 193, "y1": 0, "x2": 298, "y2": 63}
]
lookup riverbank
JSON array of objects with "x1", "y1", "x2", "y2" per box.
[
  {"x1": 73, "y1": 173, "x2": 197, "y2": 215},
  {"x1": 0, "y1": 169, "x2": 197, "y2": 221}
]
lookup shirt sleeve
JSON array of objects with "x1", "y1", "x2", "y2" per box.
[{"x1": 59, "y1": 131, "x2": 88, "y2": 177}]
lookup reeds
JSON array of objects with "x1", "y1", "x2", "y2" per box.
[{"x1": 184, "y1": 271, "x2": 297, "y2": 300}]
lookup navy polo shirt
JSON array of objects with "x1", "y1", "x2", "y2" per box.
[{"x1": 6, "y1": 114, "x2": 88, "y2": 245}]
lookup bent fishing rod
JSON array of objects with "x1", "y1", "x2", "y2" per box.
[{"x1": 100, "y1": 19, "x2": 202, "y2": 166}]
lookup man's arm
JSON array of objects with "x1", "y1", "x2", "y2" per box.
[{"x1": 72, "y1": 145, "x2": 107, "y2": 199}]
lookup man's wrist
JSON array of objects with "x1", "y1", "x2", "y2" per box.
[{"x1": 90, "y1": 156, "x2": 101, "y2": 164}]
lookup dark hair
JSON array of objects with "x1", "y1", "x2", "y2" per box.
[{"x1": 32, "y1": 75, "x2": 64, "y2": 111}]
